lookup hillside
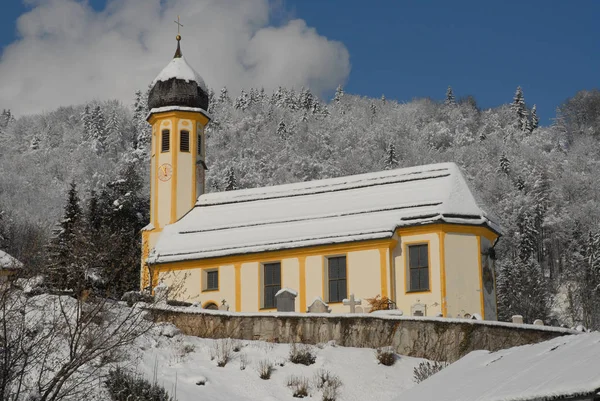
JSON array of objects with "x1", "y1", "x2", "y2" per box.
[{"x1": 1, "y1": 86, "x2": 600, "y2": 327}]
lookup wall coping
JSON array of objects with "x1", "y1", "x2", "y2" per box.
[{"x1": 145, "y1": 304, "x2": 579, "y2": 335}]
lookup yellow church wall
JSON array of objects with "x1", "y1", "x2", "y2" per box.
[
  {"x1": 394, "y1": 232, "x2": 442, "y2": 317},
  {"x1": 156, "y1": 119, "x2": 173, "y2": 228},
  {"x1": 444, "y1": 233, "x2": 482, "y2": 318},
  {"x1": 305, "y1": 255, "x2": 324, "y2": 311},
  {"x1": 241, "y1": 262, "x2": 259, "y2": 312},
  {"x1": 175, "y1": 118, "x2": 194, "y2": 220}
]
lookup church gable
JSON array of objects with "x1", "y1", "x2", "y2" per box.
[{"x1": 149, "y1": 162, "x2": 500, "y2": 265}]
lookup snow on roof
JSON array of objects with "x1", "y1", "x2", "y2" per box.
[
  {"x1": 396, "y1": 333, "x2": 600, "y2": 401},
  {"x1": 151, "y1": 57, "x2": 207, "y2": 92},
  {"x1": 149, "y1": 162, "x2": 501, "y2": 264},
  {"x1": 0, "y1": 249, "x2": 22, "y2": 270},
  {"x1": 147, "y1": 106, "x2": 211, "y2": 120}
]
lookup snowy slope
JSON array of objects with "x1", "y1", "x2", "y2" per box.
[
  {"x1": 150, "y1": 162, "x2": 501, "y2": 264},
  {"x1": 396, "y1": 332, "x2": 600, "y2": 401},
  {"x1": 134, "y1": 322, "x2": 425, "y2": 401},
  {"x1": 0, "y1": 249, "x2": 22, "y2": 269}
]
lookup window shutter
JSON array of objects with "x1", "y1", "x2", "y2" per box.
[
  {"x1": 161, "y1": 130, "x2": 170, "y2": 152},
  {"x1": 180, "y1": 131, "x2": 190, "y2": 152}
]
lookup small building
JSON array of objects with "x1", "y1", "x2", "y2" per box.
[
  {"x1": 0, "y1": 249, "x2": 22, "y2": 281},
  {"x1": 397, "y1": 333, "x2": 600, "y2": 401},
  {"x1": 141, "y1": 34, "x2": 502, "y2": 318}
]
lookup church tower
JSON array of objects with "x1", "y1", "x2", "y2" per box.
[{"x1": 141, "y1": 31, "x2": 211, "y2": 290}]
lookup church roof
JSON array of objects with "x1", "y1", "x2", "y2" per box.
[
  {"x1": 147, "y1": 38, "x2": 209, "y2": 112},
  {"x1": 149, "y1": 162, "x2": 501, "y2": 264},
  {"x1": 0, "y1": 249, "x2": 22, "y2": 270},
  {"x1": 394, "y1": 332, "x2": 600, "y2": 401}
]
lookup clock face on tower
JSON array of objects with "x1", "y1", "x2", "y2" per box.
[{"x1": 158, "y1": 163, "x2": 173, "y2": 182}]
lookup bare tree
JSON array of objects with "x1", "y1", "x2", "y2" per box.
[{"x1": 0, "y1": 279, "x2": 152, "y2": 401}]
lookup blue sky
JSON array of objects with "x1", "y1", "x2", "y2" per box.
[{"x1": 1, "y1": 1, "x2": 599, "y2": 124}]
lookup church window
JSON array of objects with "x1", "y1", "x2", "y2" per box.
[
  {"x1": 203, "y1": 269, "x2": 218, "y2": 291},
  {"x1": 263, "y1": 262, "x2": 281, "y2": 309},
  {"x1": 161, "y1": 130, "x2": 170, "y2": 152},
  {"x1": 180, "y1": 130, "x2": 190, "y2": 152},
  {"x1": 327, "y1": 256, "x2": 347, "y2": 303},
  {"x1": 408, "y1": 244, "x2": 429, "y2": 292}
]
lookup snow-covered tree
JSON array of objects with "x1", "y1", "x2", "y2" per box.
[
  {"x1": 512, "y1": 86, "x2": 528, "y2": 131},
  {"x1": 383, "y1": 142, "x2": 399, "y2": 170},
  {"x1": 530, "y1": 104, "x2": 539, "y2": 133},
  {"x1": 225, "y1": 166, "x2": 237, "y2": 191},
  {"x1": 445, "y1": 86, "x2": 456, "y2": 106}
]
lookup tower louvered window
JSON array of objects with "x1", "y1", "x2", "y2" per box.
[
  {"x1": 180, "y1": 130, "x2": 190, "y2": 152},
  {"x1": 161, "y1": 130, "x2": 170, "y2": 152},
  {"x1": 197, "y1": 134, "x2": 202, "y2": 157}
]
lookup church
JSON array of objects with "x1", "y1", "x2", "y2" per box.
[{"x1": 141, "y1": 34, "x2": 502, "y2": 319}]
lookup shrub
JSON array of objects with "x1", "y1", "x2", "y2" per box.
[
  {"x1": 289, "y1": 343, "x2": 316, "y2": 366},
  {"x1": 210, "y1": 338, "x2": 234, "y2": 367},
  {"x1": 257, "y1": 359, "x2": 273, "y2": 380},
  {"x1": 313, "y1": 368, "x2": 333, "y2": 390},
  {"x1": 106, "y1": 367, "x2": 175, "y2": 401},
  {"x1": 179, "y1": 343, "x2": 195, "y2": 355},
  {"x1": 321, "y1": 375, "x2": 342, "y2": 401},
  {"x1": 366, "y1": 295, "x2": 393, "y2": 312},
  {"x1": 287, "y1": 375, "x2": 310, "y2": 398},
  {"x1": 376, "y1": 346, "x2": 396, "y2": 366},
  {"x1": 413, "y1": 360, "x2": 448, "y2": 383},
  {"x1": 232, "y1": 339, "x2": 243, "y2": 352},
  {"x1": 239, "y1": 352, "x2": 249, "y2": 370}
]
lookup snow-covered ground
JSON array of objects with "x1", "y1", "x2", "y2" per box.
[{"x1": 132, "y1": 322, "x2": 426, "y2": 401}]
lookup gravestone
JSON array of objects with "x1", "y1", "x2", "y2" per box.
[
  {"x1": 218, "y1": 299, "x2": 230, "y2": 311},
  {"x1": 307, "y1": 297, "x2": 330, "y2": 313},
  {"x1": 355, "y1": 306, "x2": 364, "y2": 313},
  {"x1": 275, "y1": 288, "x2": 297, "y2": 312},
  {"x1": 411, "y1": 303, "x2": 426, "y2": 316},
  {"x1": 512, "y1": 315, "x2": 524, "y2": 324},
  {"x1": 533, "y1": 319, "x2": 544, "y2": 326},
  {"x1": 154, "y1": 282, "x2": 168, "y2": 304},
  {"x1": 342, "y1": 294, "x2": 362, "y2": 313}
]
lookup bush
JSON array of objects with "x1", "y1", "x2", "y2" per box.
[
  {"x1": 232, "y1": 339, "x2": 243, "y2": 352},
  {"x1": 239, "y1": 352, "x2": 249, "y2": 370},
  {"x1": 106, "y1": 367, "x2": 175, "y2": 401},
  {"x1": 313, "y1": 369, "x2": 342, "y2": 401},
  {"x1": 287, "y1": 375, "x2": 310, "y2": 398},
  {"x1": 413, "y1": 360, "x2": 448, "y2": 383},
  {"x1": 321, "y1": 376, "x2": 342, "y2": 401},
  {"x1": 210, "y1": 338, "x2": 234, "y2": 367},
  {"x1": 289, "y1": 343, "x2": 316, "y2": 366},
  {"x1": 366, "y1": 295, "x2": 393, "y2": 312},
  {"x1": 257, "y1": 359, "x2": 273, "y2": 380},
  {"x1": 376, "y1": 346, "x2": 396, "y2": 366}
]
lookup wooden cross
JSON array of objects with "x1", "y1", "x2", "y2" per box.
[
  {"x1": 174, "y1": 15, "x2": 183, "y2": 35},
  {"x1": 343, "y1": 294, "x2": 362, "y2": 313}
]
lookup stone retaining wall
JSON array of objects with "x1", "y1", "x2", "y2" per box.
[{"x1": 148, "y1": 307, "x2": 575, "y2": 362}]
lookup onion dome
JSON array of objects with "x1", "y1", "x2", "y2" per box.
[{"x1": 148, "y1": 35, "x2": 209, "y2": 111}]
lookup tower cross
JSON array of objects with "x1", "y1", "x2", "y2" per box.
[{"x1": 174, "y1": 16, "x2": 183, "y2": 35}]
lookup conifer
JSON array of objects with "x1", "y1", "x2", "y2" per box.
[{"x1": 445, "y1": 86, "x2": 456, "y2": 106}]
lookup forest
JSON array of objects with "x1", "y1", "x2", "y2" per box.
[{"x1": 1, "y1": 84, "x2": 599, "y2": 328}]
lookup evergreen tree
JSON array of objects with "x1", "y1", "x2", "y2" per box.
[
  {"x1": 499, "y1": 153, "x2": 510, "y2": 175},
  {"x1": 530, "y1": 104, "x2": 539, "y2": 133},
  {"x1": 512, "y1": 86, "x2": 528, "y2": 131},
  {"x1": 218, "y1": 87, "x2": 231, "y2": 104},
  {"x1": 30, "y1": 135, "x2": 40, "y2": 150},
  {"x1": 133, "y1": 90, "x2": 151, "y2": 153},
  {"x1": 277, "y1": 120, "x2": 288, "y2": 140},
  {"x1": 234, "y1": 89, "x2": 250, "y2": 111},
  {"x1": 333, "y1": 85, "x2": 344, "y2": 103},
  {"x1": 225, "y1": 167, "x2": 237, "y2": 191},
  {"x1": 47, "y1": 182, "x2": 86, "y2": 292},
  {"x1": 381, "y1": 94, "x2": 386, "y2": 104},
  {"x1": 370, "y1": 103, "x2": 377, "y2": 123},
  {"x1": 383, "y1": 142, "x2": 399, "y2": 170},
  {"x1": 81, "y1": 104, "x2": 92, "y2": 138},
  {"x1": 445, "y1": 86, "x2": 456, "y2": 106}
]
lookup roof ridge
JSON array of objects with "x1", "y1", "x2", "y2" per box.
[{"x1": 198, "y1": 165, "x2": 454, "y2": 207}]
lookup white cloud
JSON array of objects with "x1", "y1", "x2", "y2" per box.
[{"x1": 0, "y1": 0, "x2": 350, "y2": 115}]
